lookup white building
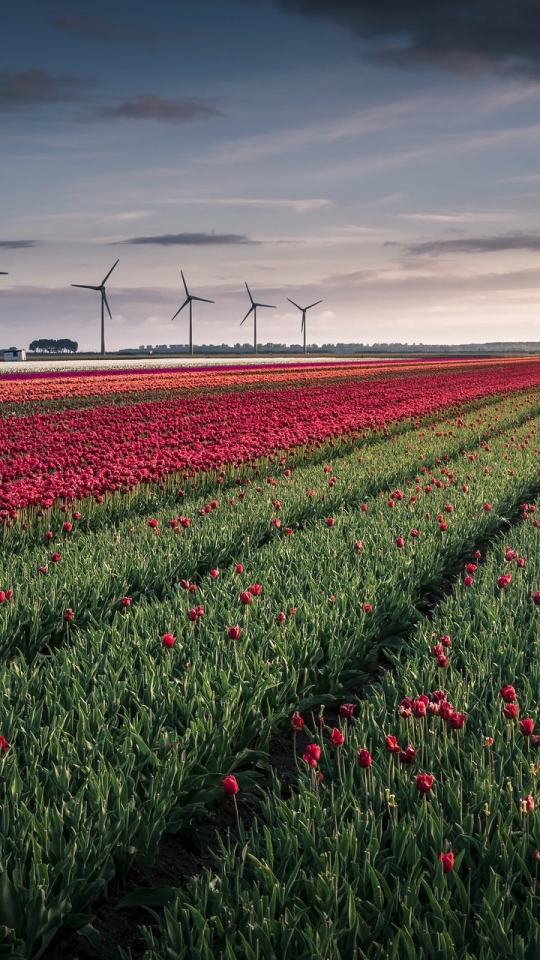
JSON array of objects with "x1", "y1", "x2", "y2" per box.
[{"x1": 3, "y1": 349, "x2": 26, "y2": 362}]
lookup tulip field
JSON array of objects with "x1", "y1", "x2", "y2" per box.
[{"x1": 3, "y1": 358, "x2": 540, "y2": 959}]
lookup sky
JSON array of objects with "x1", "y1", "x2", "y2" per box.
[{"x1": 2, "y1": 0, "x2": 540, "y2": 350}]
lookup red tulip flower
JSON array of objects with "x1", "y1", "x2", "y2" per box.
[
  {"x1": 355, "y1": 540, "x2": 363, "y2": 551},
  {"x1": 520, "y1": 718, "x2": 535, "y2": 736},
  {"x1": 326, "y1": 518, "x2": 335, "y2": 527},
  {"x1": 533, "y1": 592, "x2": 540, "y2": 606},
  {"x1": 148, "y1": 519, "x2": 158, "y2": 529},
  {"x1": 228, "y1": 625, "x2": 241, "y2": 640},
  {"x1": 363, "y1": 603, "x2": 372, "y2": 614},
  {"x1": 464, "y1": 576, "x2": 474, "y2": 587},
  {"x1": 395, "y1": 537, "x2": 405, "y2": 548},
  {"x1": 63, "y1": 521, "x2": 73, "y2": 533},
  {"x1": 484, "y1": 503, "x2": 491, "y2": 511},
  {"x1": 304, "y1": 743, "x2": 321, "y2": 764},
  {"x1": 361, "y1": 504, "x2": 368, "y2": 512},
  {"x1": 222, "y1": 775, "x2": 239, "y2": 796},
  {"x1": 46, "y1": 531, "x2": 54, "y2": 541},
  {"x1": 330, "y1": 728, "x2": 345, "y2": 747},
  {"x1": 249, "y1": 584, "x2": 262, "y2": 596},
  {"x1": 500, "y1": 685, "x2": 517, "y2": 703},
  {"x1": 448, "y1": 712, "x2": 466, "y2": 730},
  {"x1": 439, "y1": 852, "x2": 455, "y2": 873},
  {"x1": 339, "y1": 703, "x2": 355, "y2": 719},
  {"x1": 187, "y1": 608, "x2": 198, "y2": 622},
  {"x1": 531, "y1": 735, "x2": 540, "y2": 748},
  {"x1": 440, "y1": 635, "x2": 451, "y2": 648},
  {"x1": 465, "y1": 563, "x2": 477, "y2": 575},
  {"x1": 523, "y1": 795, "x2": 535, "y2": 814},
  {"x1": 209, "y1": 569, "x2": 219, "y2": 578},
  {"x1": 385, "y1": 735, "x2": 400, "y2": 754},
  {"x1": 437, "y1": 655, "x2": 449, "y2": 668},
  {"x1": 235, "y1": 564, "x2": 243, "y2": 573},
  {"x1": 276, "y1": 612, "x2": 286, "y2": 623},
  {"x1": 290, "y1": 711, "x2": 304, "y2": 731},
  {"x1": 399, "y1": 744, "x2": 419, "y2": 764},
  {"x1": 162, "y1": 633, "x2": 176, "y2": 648},
  {"x1": 412, "y1": 700, "x2": 427, "y2": 718},
  {"x1": 503, "y1": 703, "x2": 519, "y2": 720},
  {"x1": 497, "y1": 574, "x2": 512, "y2": 590},
  {"x1": 416, "y1": 773, "x2": 434, "y2": 794},
  {"x1": 51, "y1": 552, "x2": 61, "y2": 562},
  {"x1": 357, "y1": 748, "x2": 372, "y2": 768},
  {"x1": 439, "y1": 701, "x2": 454, "y2": 720},
  {"x1": 517, "y1": 557, "x2": 525, "y2": 568},
  {"x1": 240, "y1": 591, "x2": 252, "y2": 605}
]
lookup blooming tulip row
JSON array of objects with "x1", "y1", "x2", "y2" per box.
[{"x1": 3, "y1": 357, "x2": 540, "y2": 513}]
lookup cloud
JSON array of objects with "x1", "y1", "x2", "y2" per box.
[
  {"x1": 119, "y1": 232, "x2": 258, "y2": 246},
  {"x1": 166, "y1": 197, "x2": 330, "y2": 212},
  {"x1": 0, "y1": 71, "x2": 90, "y2": 111},
  {"x1": 397, "y1": 232, "x2": 540, "y2": 256},
  {"x1": 51, "y1": 15, "x2": 158, "y2": 48},
  {"x1": 98, "y1": 94, "x2": 223, "y2": 123},
  {"x1": 268, "y1": 0, "x2": 540, "y2": 76},
  {"x1": 0, "y1": 239, "x2": 38, "y2": 249}
]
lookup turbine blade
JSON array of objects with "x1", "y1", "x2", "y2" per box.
[
  {"x1": 301, "y1": 316, "x2": 305, "y2": 331},
  {"x1": 181, "y1": 270, "x2": 189, "y2": 297},
  {"x1": 256, "y1": 302, "x2": 276, "y2": 309},
  {"x1": 287, "y1": 298, "x2": 302, "y2": 311},
  {"x1": 72, "y1": 284, "x2": 101, "y2": 290},
  {"x1": 306, "y1": 300, "x2": 323, "y2": 310},
  {"x1": 245, "y1": 282, "x2": 254, "y2": 304},
  {"x1": 240, "y1": 305, "x2": 254, "y2": 325},
  {"x1": 0, "y1": 272, "x2": 8, "y2": 275},
  {"x1": 192, "y1": 296, "x2": 214, "y2": 303},
  {"x1": 101, "y1": 258, "x2": 119, "y2": 285},
  {"x1": 173, "y1": 298, "x2": 190, "y2": 317},
  {"x1": 102, "y1": 290, "x2": 113, "y2": 320}
]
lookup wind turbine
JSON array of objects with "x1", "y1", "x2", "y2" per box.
[
  {"x1": 171, "y1": 271, "x2": 214, "y2": 357},
  {"x1": 240, "y1": 283, "x2": 275, "y2": 355},
  {"x1": 286, "y1": 297, "x2": 323, "y2": 355},
  {"x1": 72, "y1": 259, "x2": 119, "y2": 356}
]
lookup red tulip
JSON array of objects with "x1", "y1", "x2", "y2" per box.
[
  {"x1": 305, "y1": 743, "x2": 321, "y2": 763},
  {"x1": 228, "y1": 625, "x2": 241, "y2": 640},
  {"x1": 484, "y1": 503, "x2": 491, "y2": 511},
  {"x1": 523, "y1": 795, "x2": 535, "y2": 814},
  {"x1": 465, "y1": 563, "x2": 477, "y2": 575},
  {"x1": 533, "y1": 591, "x2": 540, "y2": 606},
  {"x1": 520, "y1": 718, "x2": 535, "y2": 736},
  {"x1": 357, "y1": 748, "x2": 372, "y2": 768},
  {"x1": 439, "y1": 701, "x2": 454, "y2": 720},
  {"x1": 363, "y1": 603, "x2": 372, "y2": 614},
  {"x1": 497, "y1": 574, "x2": 512, "y2": 589},
  {"x1": 412, "y1": 700, "x2": 427, "y2": 718},
  {"x1": 385, "y1": 735, "x2": 400, "y2": 753},
  {"x1": 395, "y1": 537, "x2": 405, "y2": 548},
  {"x1": 439, "y1": 852, "x2": 454, "y2": 873},
  {"x1": 437, "y1": 655, "x2": 449, "y2": 668},
  {"x1": 249, "y1": 584, "x2": 262, "y2": 596},
  {"x1": 326, "y1": 517, "x2": 335, "y2": 527},
  {"x1": 439, "y1": 523, "x2": 448, "y2": 532},
  {"x1": 276, "y1": 612, "x2": 286, "y2": 623},
  {"x1": 440, "y1": 635, "x2": 451, "y2": 648},
  {"x1": 517, "y1": 557, "x2": 525, "y2": 568},
  {"x1": 330, "y1": 728, "x2": 345, "y2": 747},
  {"x1": 187, "y1": 609, "x2": 198, "y2": 622},
  {"x1": 222, "y1": 775, "x2": 239, "y2": 796},
  {"x1": 463, "y1": 576, "x2": 474, "y2": 587},
  {"x1": 503, "y1": 703, "x2": 519, "y2": 720},
  {"x1": 339, "y1": 703, "x2": 355, "y2": 719},
  {"x1": 51, "y1": 552, "x2": 61, "y2": 562},
  {"x1": 148, "y1": 519, "x2": 158, "y2": 529},
  {"x1": 209, "y1": 569, "x2": 219, "y2": 578},
  {"x1": 63, "y1": 521, "x2": 73, "y2": 533},
  {"x1": 500, "y1": 685, "x2": 517, "y2": 702},
  {"x1": 361, "y1": 503, "x2": 368, "y2": 512},
  {"x1": 355, "y1": 540, "x2": 363, "y2": 551},
  {"x1": 448, "y1": 712, "x2": 466, "y2": 730},
  {"x1": 46, "y1": 531, "x2": 54, "y2": 540},
  {"x1": 235, "y1": 564, "x2": 243, "y2": 573},
  {"x1": 416, "y1": 773, "x2": 434, "y2": 794},
  {"x1": 399, "y1": 744, "x2": 419, "y2": 764},
  {"x1": 64, "y1": 608, "x2": 74, "y2": 622},
  {"x1": 240, "y1": 591, "x2": 252, "y2": 605},
  {"x1": 531, "y1": 735, "x2": 540, "y2": 748},
  {"x1": 290, "y1": 711, "x2": 304, "y2": 731},
  {"x1": 162, "y1": 633, "x2": 176, "y2": 648},
  {"x1": 303, "y1": 752, "x2": 318, "y2": 768}
]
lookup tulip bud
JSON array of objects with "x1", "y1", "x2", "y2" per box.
[
  {"x1": 439, "y1": 852, "x2": 454, "y2": 873},
  {"x1": 357, "y1": 748, "x2": 372, "y2": 768},
  {"x1": 222, "y1": 775, "x2": 239, "y2": 796},
  {"x1": 228, "y1": 625, "x2": 241, "y2": 640},
  {"x1": 162, "y1": 633, "x2": 176, "y2": 648}
]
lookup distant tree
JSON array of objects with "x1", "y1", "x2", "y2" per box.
[{"x1": 29, "y1": 338, "x2": 78, "y2": 354}]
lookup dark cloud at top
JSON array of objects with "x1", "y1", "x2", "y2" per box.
[
  {"x1": 51, "y1": 15, "x2": 159, "y2": 49},
  {"x1": 396, "y1": 233, "x2": 540, "y2": 256},
  {"x1": 119, "y1": 232, "x2": 257, "y2": 245},
  {"x1": 0, "y1": 240, "x2": 38, "y2": 249},
  {"x1": 0, "y1": 71, "x2": 90, "y2": 111},
  {"x1": 269, "y1": 0, "x2": 540, "y2": 75},
  {"x1": 98, "y1": 94, "x2": 224, "y2": 122}
]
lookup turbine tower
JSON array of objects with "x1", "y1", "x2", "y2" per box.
[
  {"x1": 171, "y1": 270, "x2": 214, "y2": 357},
  {"x1": 286, "y1": 297, "x2": 323, "y2": 355},
  {"x1": 240, "y1": 283, "x2": 275, "y2": 355},
  {"x1": 72, "y1": 259, "x2": 119, "y2": 357}
]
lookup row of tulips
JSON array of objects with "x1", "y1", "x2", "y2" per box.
[
  {"x1": 0, "y1": 391, "x2": 537, "y2": 666},
  {"x1": 2, "y1": 401, "x2": 540, "y2": 954},
  {"x1": 142, "y1": 493, "x2": 540, "y2": 960},
  {"x1": 3, "y1": 358, "x2": 540, "y2": 512}
]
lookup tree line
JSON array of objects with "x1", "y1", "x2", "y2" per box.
[{"x1": 29, "y1": 339, "x2": 78, "y2": 354}]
